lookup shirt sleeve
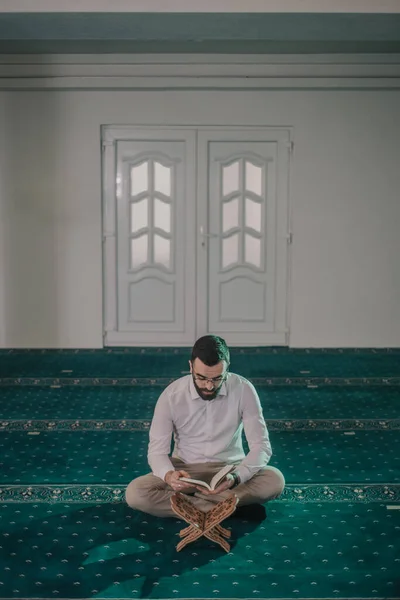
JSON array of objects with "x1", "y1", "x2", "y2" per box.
[
  {"x1": 147, "y1": 387, "x2": 175, "y2": 482},
  {"x1": 234, "y1": 380, "x2": 272, "y2": 484}
]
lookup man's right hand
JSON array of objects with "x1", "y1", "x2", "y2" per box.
[{"x1": 164, "y1": 469, "x2": 193, "y2": 492}]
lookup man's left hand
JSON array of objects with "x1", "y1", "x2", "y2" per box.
[{"x1": 196, "y1": 473, "x2": 235, "y2": 496}]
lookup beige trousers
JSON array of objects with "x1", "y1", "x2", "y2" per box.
[{"x1": 125, "y1": 458, "x2": 285, "y2": 518}]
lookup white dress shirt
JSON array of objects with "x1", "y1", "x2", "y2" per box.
[{"x1": 147, "y1": 372, "x2": 272, "y2": 484}]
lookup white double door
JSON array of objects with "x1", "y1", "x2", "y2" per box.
[{"x1": 103, "y1": 127, "x2": 291, "y2": 346}]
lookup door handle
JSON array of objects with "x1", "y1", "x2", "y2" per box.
[
  {"x1": 200, "y1": 226, "x2": 219, "y2": 238},
  {"x1": 200, "y1": 226, "x2": 219, "y2": 247}
]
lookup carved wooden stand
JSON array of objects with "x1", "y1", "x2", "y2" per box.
[{"x1": 170, "y1": 492, "x2": 238, "y2": 552}]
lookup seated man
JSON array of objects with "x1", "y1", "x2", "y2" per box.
[{"x1": 126, "y1": 335, "x2": 285, "y2": 518}]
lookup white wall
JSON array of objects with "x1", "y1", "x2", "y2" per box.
[
  {"x1": 0, "y1": 86, "x2": 399, "y2": 347},
  {"x1": 290, "y1": 92, "x2": 400, "y2": 346}
]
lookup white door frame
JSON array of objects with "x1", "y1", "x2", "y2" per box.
[{"x1": 102, "y1": 124, "x2": 293, "y2": 346}]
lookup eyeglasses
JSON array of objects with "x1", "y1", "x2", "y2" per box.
[{"x1": 193, "y1": 371, "x2": 228, "y2": 385}]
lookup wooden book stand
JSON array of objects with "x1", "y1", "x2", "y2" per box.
[{"x1": 170, "y1": 492, "x2": 238, "y2": 552}]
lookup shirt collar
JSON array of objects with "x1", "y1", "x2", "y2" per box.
[{"x1": 189, "y1": 374, "x2": 228, "y2": 400}]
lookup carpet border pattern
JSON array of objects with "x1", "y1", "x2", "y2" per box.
[
  {"x1": 0, "y1": 484, "x2": 399, "y2": 504},
  {"x1": 1, "y1": 347, "x2": 399, "y2": 354},
  {"x1": 1, "y1": 419, "x2": 399, "y2": 432},
  {"x1": 1, "y1": 377, "x2": 400, "y2": 386}
]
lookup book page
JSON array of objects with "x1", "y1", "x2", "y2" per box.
[
  {"x1": 209, "y1": 464, "x2": 235, "y2": 490},
  {"x1": 179, "y1": 464, "x2": 235, "y2": 491},
  {"x1": 178, "y1": 477, "x2": 212, "y2": 490}
]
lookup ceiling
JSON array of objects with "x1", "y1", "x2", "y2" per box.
[{"x1": 0, "y1": 12, "x2": 400, "y2": 54}]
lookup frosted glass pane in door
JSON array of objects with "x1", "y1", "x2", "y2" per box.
[
  {"x1": 130, "y1": 162, "x2": 149, "y2": 196},
  {"x1": 154, "y1": 198, "x2": 171, "y2": 233},
  {"x1": 245, "y1": 161, "x2": 262, "y2": 196},
  {"x1": 245, "y1": 198, "x2": 262, "y2": 232},
  {"x1": 131, "y1": 198, "x2": 148, "y2": 232},
  {"x1": 154, "y1": 162, "x2": 172, "y2": 196},
  {"x1": 222, "y1": 234, "x2": 239, "y2": 268},
  {"x1": 131, "y1": 234, "x2": 148, "y2": 268},
  {"x1": 244, "y1": 234, "x2": 261, "y2": 267},
  {"x1": 154, "y1": 235, "x2": 171, "y2": 268},
  {"x1": 222, "y1": 198, "x2": 239, "y2": 232},
  {"x1": 222, "y1": 161, "x2": 240, "y2": 196}
]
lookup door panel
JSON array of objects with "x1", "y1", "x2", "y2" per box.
[
  {"x1": 104, "y1": 129, "x2": 196, "y2": 345},
  {"x1": 197, "y1": 130, "x2": 290, "y2": 345}
]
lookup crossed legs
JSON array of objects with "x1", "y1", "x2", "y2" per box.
[{"x1": 125, "y1": 459, "x2": 285, "y2": 518}]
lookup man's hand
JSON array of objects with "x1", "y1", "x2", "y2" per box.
[
  {"x1": 197, "y1": 473, "x2": 235, "y2": 496},
  {"x1": 164, "y1": 470, "x2": 194, "y2": 492}
]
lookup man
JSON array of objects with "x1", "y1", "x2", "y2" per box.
[{"x1": 126, "y1": 335, "x2": 285, "y2": 518}]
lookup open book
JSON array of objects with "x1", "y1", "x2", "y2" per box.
[{"x1": 179, "y1": 464, "x2": 235, "y2": 491}]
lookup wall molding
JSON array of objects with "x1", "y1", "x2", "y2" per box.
[
  {"x1": 4, "y1": 0, "x2": 400, "y2": 13},
  {"x1": 0, "y1": 54, "x2": 400, "y2": 90}
]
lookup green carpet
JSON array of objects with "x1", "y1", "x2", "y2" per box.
[
  {"x1": 0, "y1": 385, "x2": 399, "y2": 420},
  {"x1": 0, "y1": 348, "x2": 399, "y2": 599},
  {"x1": 1, "y1": 348, "x2": 400, "y2": 378},
  {"x1": 0, "y1": 430, "x2": 399, "y2": 485},
  {"x1": 0, "y1": 501, "x2": 399, "y2": 598}
]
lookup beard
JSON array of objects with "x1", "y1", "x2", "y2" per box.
[{"x1": 192, "y1": 375, "x2": 224, "y2": 401}]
